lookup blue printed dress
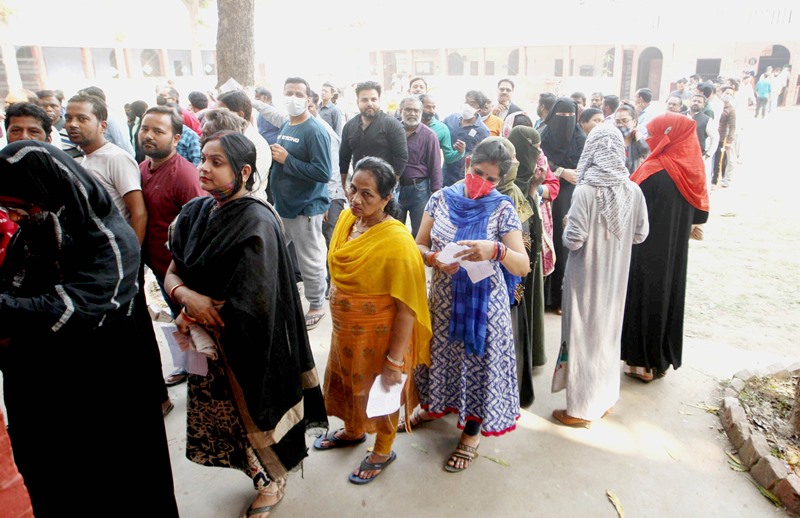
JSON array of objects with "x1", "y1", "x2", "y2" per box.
[{"x1": 416, "y1": 190, "x2": 521, "y2": 435}]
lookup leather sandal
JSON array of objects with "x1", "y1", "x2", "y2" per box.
[
  {"x1": 397, "y1": 409, "x2": 436, "y2": 433},
  {"x1": 165, "y1": 368, "x2": 188, "y2": 386},
  {"x1": 444, "y1": 441, "x2": 479, "y2": 473},
  {"x1": 552, "y1": 409, "x2": 591, "y2": 428}
]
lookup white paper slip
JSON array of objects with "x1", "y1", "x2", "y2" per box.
[
  {"x1": 468, "y1": 128, "x2": 477, "y2": 137},
  {"x1": 366, "y1": 374, "x2": 408, "y2": 418},
  {"x1": 461, "y1": 259, "x2": 494, "y2": 283},
  {"x1": 437, "y1": 242, "x2": 470, "y2": 264},
  {"x1": 436, "y1": 242, "x2": 494, "y2": 283}
]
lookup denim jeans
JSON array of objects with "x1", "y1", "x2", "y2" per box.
[{"x1": 398, "y1": 178, "x2": 431, "y2": 237}]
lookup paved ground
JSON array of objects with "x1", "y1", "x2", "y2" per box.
[{"x1": 152, "y1": 106, "x2": 800, "y2": 517}]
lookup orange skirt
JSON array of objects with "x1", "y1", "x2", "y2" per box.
[{"x1": 323, "y1": 287, "x2": 413, "y2": 435}]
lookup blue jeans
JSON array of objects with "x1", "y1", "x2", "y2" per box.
[{"x1": 398, "y1": 178, "x2": 431, "y2": 237}]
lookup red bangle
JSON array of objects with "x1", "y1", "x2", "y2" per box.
[
  {"x1": 180, "y1": 306, "x2": 198, "y2": 323},
  {"x1": 169, "y1": 283, "x2": 186, "y2": 302},
  {"x1": 500, "y1": 243, "x2": 508, "y2": 261}
]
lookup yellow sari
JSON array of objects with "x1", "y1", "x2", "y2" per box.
[{"x1": 324, "y1": 209, "x2": 431, "y2": 434}]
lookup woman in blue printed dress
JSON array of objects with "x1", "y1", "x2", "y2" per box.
[{"x1": 402, "y1": 139, "x2": 531, "y2": 472}]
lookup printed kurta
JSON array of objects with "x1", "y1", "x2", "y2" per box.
[{"x1": 417, "y1": 191, "x2": 521, "y2": 435}]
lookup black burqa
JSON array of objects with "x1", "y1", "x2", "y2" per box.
[
  {"x1": 622, "y1": 113, "x2": 710, "y2": 374},
  {"x1": 540, "y1": 98, "x2": 587, "y2": 310},
  {"x1": 0, "y1": 141, "x2": 178, "y2": 516}
]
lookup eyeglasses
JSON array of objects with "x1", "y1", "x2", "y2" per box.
[{"x1": 498, "y1": 88, "x2": 512, "y2": 92}]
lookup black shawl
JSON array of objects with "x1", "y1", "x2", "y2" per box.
[{"x1": 170, "y1": 195, "x2": 328, "y2": 476}]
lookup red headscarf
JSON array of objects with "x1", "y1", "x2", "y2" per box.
[
  {"x1": 0, "y1": 209, "x2": 19, "y2": 268},
  {"x1": 630, "y1": 112, "x2": 709, "y2": 212}
]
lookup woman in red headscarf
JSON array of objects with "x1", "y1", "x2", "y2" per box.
[{"x1": 621, "y1": 112, "x2": 709, "y2": 382}]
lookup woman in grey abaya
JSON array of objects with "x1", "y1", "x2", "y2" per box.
[{"x1": 551, "y1": 125, "x2": 649, "y2": 427}]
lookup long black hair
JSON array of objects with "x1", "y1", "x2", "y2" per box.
[{"x1": 203, "y1": 130, "x2": 258, "y2": 192}]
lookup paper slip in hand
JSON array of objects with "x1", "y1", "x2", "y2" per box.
[
  {"x1": 437, "y1": 242, "x2": 470, "y2": 264},
  {"x1": 436, "y1": 242, "x2": 494, "y2": 283},
  {"x1": 366, "y1": 374, "x2": 408, "y2": 418}
]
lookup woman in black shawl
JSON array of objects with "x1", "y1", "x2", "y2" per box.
[
  {"x1": 0, "y1": 141, "x2": 178, "y2": 516},
  {"x1": 540, "y1": 97, "x2": 587, "y2": 314},
  {"x1": 164, "y1": 131, "x2": 327, "y2": 517}
]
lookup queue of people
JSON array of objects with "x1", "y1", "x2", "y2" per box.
[{"x1": 0, "y1": 73, "x2": 717, "y2": 515}]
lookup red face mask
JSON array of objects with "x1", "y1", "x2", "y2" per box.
[{"x1": 464, "y1": 172, "x2": 496, "y2": 199}]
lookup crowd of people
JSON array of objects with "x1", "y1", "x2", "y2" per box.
[{"x1": 0, "y1": 65, "x2": 772, "y2": 514}]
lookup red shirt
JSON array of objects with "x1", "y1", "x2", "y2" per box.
[
  {"x1": 140, "y1": 153, "x2": 206, "y2": 279},
  {"x1": 183, "y1": 110, "x2": 202, "y2": 137}
]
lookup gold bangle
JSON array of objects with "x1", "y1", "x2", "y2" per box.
[
  {"x1": 384, "y1": 362, "x2": 404, "y2": 373},
  {"x1": 168, "y1": 283, "x2": 186, "y2": 302},
  {"x1": 180, "y1": 306, "x2": 198, "y2": 323}
]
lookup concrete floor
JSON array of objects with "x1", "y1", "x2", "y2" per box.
[
  {"x1": 155, "y1": 303, "x2": 797, "y2": 518},
  {"x1": 156, "y1": 107, "x2": 800, "y2": 517}
]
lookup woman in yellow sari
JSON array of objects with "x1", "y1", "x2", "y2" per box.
[{"x1": 314, "y1": 157, "x2": 432, "y2": 485}]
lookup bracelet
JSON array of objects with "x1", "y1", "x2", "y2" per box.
[
  {"x1": 386, "y1": 354, "x2": 405, "y2": 367},
  {"x1": 554, "y1": 167, "x2": 564, "y2": 178},
  {"x1": 168, "y1": 283, "x2": 186, "y2": 302},
  {"x1": 384, "y1": 362, "x2": 404, "y2": 373},
  {"x1": 424, "y1": 251, "x2": 439, "y2": 267},
  {"x1": 499, "y1": 243, "x2": 507, "y2": 261},
  {"x1": 180, "y1": 306, "x2": 198, "y2": 323},
  {"x1": 493, "y1": 241, "x2": 500, "y2": 261}
]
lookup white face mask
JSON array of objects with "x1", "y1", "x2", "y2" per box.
[
  {"x1": 285, "y1": 96, "x2": 307, "y2": 117},
  {"x1": 461, "y1": 104, "x2": 478, "y2": 120}
]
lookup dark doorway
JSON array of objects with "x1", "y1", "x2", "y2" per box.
[{"x1": 636, "y1": 47, "x2": 663, "y2": 100}]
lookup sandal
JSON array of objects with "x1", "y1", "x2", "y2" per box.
[
  {"x1": 348, "y1": 451, "x2": 397, "y2": 485},
  {"x1": 624, "y1": 371, "x2": 655, "y2": 383},
  {"x1": 242, "y1": 491, "x2": 282, "y2": 518},
  {"x1": 552, "y1": 409, "x2": 591, "y2": 428},
  {"x1": 444, "y1": 441, "x2": 479, "y2": 473},
  {"x1": 397, "y1": 409, "x2": 436, "y2": 433},
  {"x1": 305, "y1": 312, "x2": 326, "y2": 330},
  {"x1": 165, "y1": 368, "x2": 188, "y2": 386},
  {"x1": 313, "y1": 428, "x2": 367, "y2": 450}
]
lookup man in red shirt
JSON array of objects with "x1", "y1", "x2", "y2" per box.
[{"x1": 139, "y1": 105, "x2": 206, "y2": 386}]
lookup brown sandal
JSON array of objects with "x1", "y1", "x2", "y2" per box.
[
  {"x1": 444, "y1": 441, "x2": 479, "y2": 473},
  {"x1": 552, "y1": 409, "x2": 592, "y2": 428},
  {"x1": 397, "y1": 409, "x2": 436, "y2": 433}
]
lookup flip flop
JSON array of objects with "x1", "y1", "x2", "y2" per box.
[
  {"x1": 305, "y1": 312, "x2": 325, "y2": 330},
  {"x1": 240, "y1": 493, "x2": 282, "y2": 518},
  {"x1": 348, "y1": 451, "x2": 397, "y2": 485},
  {"x1": 165, "y1": 368, "x2": 188, "y2": 386},
  {"x1": 313, "y1": 428, "x2": 367, "y2": 450}
]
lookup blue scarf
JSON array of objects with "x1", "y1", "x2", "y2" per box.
[{"x1": 442, "y1": 184, "x2": 518, "y2": 356}]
